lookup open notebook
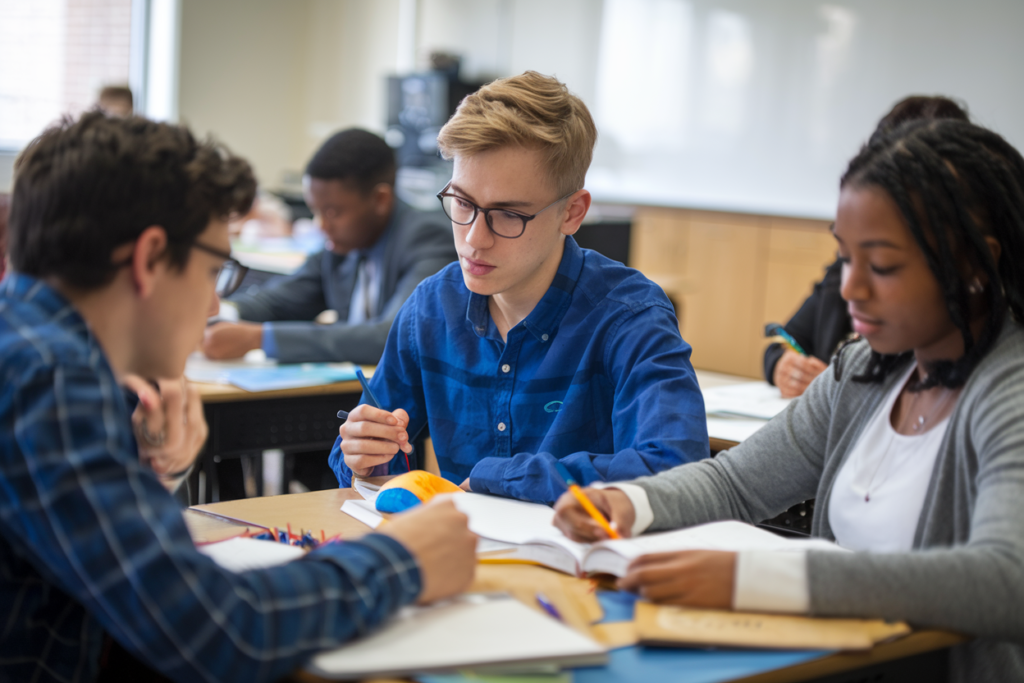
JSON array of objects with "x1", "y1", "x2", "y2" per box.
[{"x1": 341, "y1": 492, "x2": 845, "y2": 576}]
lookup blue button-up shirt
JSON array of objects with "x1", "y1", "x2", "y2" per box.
[
  {"x1": 0, "y1": 274, "x2": 422, "y2": 683},
  {"x1": 330, "y1": 237, "x2": 708, "y2": 503}
]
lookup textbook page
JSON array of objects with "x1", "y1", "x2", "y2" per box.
[{"x1": 451, "y1": 493, "x2": 590, "y2": 572}]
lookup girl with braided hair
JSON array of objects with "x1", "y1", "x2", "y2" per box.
[{"x1": 555, "y1": 119, "x2": 1024, "y2": 681}]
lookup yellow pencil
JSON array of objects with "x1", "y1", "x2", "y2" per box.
[
  {"x1": 554, "y1": 462, "x2": 621, "y2": 540},
  {"x1": 567, "y1": 485, "x2": 621, "y2": 540}
]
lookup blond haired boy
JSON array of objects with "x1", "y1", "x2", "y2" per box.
[{"x1": 330, "y1": 72, "x2": 708, "y2": 505}]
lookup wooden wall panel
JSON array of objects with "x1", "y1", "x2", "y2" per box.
[
  {"x1": 629, "y1": 208, "x2": 834, "y2": 379},
  {"x1": 680, "y1": 213, "x2": 769, "y2": 378},
  {"x1": 762, "y1": 218, "x2": 837, "y2": 327}
]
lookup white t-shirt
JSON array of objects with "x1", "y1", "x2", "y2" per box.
[{"x1": 829, "y1": 363, "x2": 952, "y2": 552}]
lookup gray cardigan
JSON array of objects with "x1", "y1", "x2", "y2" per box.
[{"x1": 633, "y1": 320, "x2": 1024, "y2": 682}]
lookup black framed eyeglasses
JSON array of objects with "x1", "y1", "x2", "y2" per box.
[
  {"x1": 192, "y1": 241, "x2": 249, "y2": 298},
  {"x1": 436, "y1": 181, "x2": 575, "y2": 239}
]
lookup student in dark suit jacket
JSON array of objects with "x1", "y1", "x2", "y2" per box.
[{"x1": 203, "y1": 129, "x2": 456, "y2": 364}]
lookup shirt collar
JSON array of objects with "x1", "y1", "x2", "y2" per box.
[
  {"x1": 466, "y1": 235, "x2": 584, "y2": 342},
  {"x1": 3, "y1": 272, "x2": 81, "y2": 319}
]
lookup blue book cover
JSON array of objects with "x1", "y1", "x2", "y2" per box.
[{"x1": 223, "y1": 363, "x2": 358, "y2": 392}]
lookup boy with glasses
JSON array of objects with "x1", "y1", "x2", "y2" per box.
[
  {"x1": 0, "y1": 112, "x2": 477, "y2": 683},
  {"x1": 332, "y1": 72, "x2": 708, "y2": 505}
]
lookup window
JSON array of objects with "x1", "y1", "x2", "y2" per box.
[{"x1": 0, "y1": 0, "x2": 132, "y2": 150}]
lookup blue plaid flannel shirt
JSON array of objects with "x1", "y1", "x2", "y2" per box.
[
  {"x1": 330, "y1": 236, "x2": 709, "y2": 503},
  {"x1": 0, "y1": 274, "x2": 422, "y2": 683}
]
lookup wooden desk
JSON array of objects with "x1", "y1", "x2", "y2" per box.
[{"x1": 186, "y1": 491, "x2": 958, "y2": 683}]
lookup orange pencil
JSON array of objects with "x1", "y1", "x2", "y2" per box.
[{"x1": 554, "y1": 462, "x2": 621, "y2": 540}]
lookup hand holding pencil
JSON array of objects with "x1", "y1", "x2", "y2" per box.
[{"x1": 551, "y1": 463, "x2": 637, "y2": 543}]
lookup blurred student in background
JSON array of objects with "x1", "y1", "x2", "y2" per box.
[
  {"x1": 203, "y1": 128, "x2": 456, "y2": 364},
  {"x1": 97, "y1": 85, "x2": 133, "y2": 117}
]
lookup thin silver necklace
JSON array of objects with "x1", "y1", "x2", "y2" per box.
[{"x1": 860, "y1": 384, "x2": 954, "y2": 503}]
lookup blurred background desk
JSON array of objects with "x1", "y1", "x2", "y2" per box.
[
  {"x1": 188, "y1": 367, "x2": 773, "y2": 505},
  {"x1": 190, "y1": 370, "x2": 370, "y2": 504}
]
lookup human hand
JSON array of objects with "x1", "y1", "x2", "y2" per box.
[
  {"x1": 124, "y1": 376, "x2": 208, "y2": 490},
  {"x1": 340, "y1": 405, "x2": 413, "y2": 478},
  {"x1": 459, "y1": 477, "x2": 471, "y2": 492},
  {"x1": 380, "y1": 497, "x2": 478, "y2": 604},
  {"x1": 617, "y1": 550, "x2": 736, "y2": 608},
  {"x1": 773, "y1": 350, "x2": 827, "y2": 398},
  {"x1": 202, "y1": 321, "x2": 263, "y2": 360},
  {"x1": 553, "y1": 487, "x2": 636, "y2": 542}
]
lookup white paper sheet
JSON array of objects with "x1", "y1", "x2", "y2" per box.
[
  {"x1": 352, "y1": 479, "x2": 381, "y2": 504},
  {"x1": 197, "y1": 536, "x2": 305, "y2": 571},
  {"x1": 340, "y1": 499, "x2": 385, "y2": 529},
  {"x1": 702, "y1": 382, "x2": 792, "y2": 420}
]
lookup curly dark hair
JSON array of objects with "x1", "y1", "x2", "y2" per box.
[
  {"x1": 9, "y1": 111, "x2": 255, "y2": 290},
  {"x1": 836, "y1": 119, "x2": 1024, "y2": 389}
]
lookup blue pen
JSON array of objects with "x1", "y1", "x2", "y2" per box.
[
  {"x1": 355, "y1": 367, "x2": 382, "y2": 408},
  {"x1": 535, "y1": 592, "x2": 563, "y2": 622},
  {"x1": 345, "y1": 367, "x2": 412, "y2": 471},
  {"x1": 764, "y1": 322, "x2": 808, "y2": 356}
]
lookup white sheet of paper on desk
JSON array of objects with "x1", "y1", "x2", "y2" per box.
[
  {"x1": 702, "y1": 382, "x2": 792, "y2": 420},
  {"x1": 452, "y1": 493, "x2": 566, "y2": 546},
  {"x1": 706, "y1": 416, "x2": 772, "y2": 445},
  {"x1": 341, "y1": 499, "x2": 385, "y2": 529},
  {"x1": 340, "y1": 498, "x2": 530, "y2": 555},
  {"x1": 352, "y1": 479, "x2": 381, "y2": 504},
  {"x1": 198, "y1": 536, "x2": 305, "y2": 571}
]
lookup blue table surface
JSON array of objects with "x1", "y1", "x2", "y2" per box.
[{"x1": 421, "y1": 591, "x2": 831, "y2": 683}]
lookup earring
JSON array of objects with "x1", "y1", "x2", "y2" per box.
[{"x1": 968, "y1": 278, "x2": 984, "y2": 294}]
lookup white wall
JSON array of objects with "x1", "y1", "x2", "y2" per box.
[
  {"x1": 176, "y1": 0, "x2": 1024, "y2": 219},
  {"x1": 178, "y1": 0, "x2": 311, "y2": 187},
  {"x1": 178, "y1": 0, "x2": 405, "y2": 188}
]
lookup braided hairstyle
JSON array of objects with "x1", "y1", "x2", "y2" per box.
[{"x1": 836, "y1": 119, "x2": 1024, "y2": 389}]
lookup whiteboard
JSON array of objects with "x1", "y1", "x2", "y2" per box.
[{"x1": 576, "y1": 0, "x2": 1024, "y2": 220}]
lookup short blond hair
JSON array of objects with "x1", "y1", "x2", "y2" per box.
[{"x1": 437, "y1": 71, "x2": 597, "y2": 197}]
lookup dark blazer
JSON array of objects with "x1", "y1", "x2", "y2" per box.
[
  {"x1": 231, "y1": 200, "x2": 456, "y2": 364},
  {"x1": 763, "y1": 257, "x2": 852, "y2": 384}
]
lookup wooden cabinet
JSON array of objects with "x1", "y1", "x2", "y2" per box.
[{"x1": 630, "y1": 208, "x2": 835, "y2": 378}]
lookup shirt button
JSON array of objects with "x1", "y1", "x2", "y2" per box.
[
  {"x1": 501, "y1": 364, "x2": 511, "y2": 373},
  {"x1": 541, "y1": 334, "x2": 549, "y2": 341},
  {"x1": 497, "y1": 422, "x2": 507, "y2": 432}
]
